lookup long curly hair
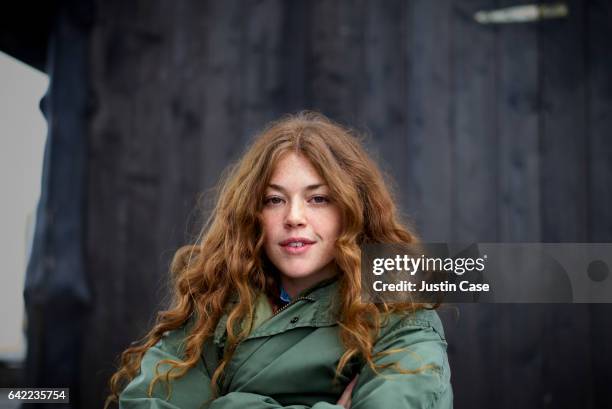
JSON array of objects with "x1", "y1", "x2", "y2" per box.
[{"x1": 105, "y1": 111, "x2": 429, "y2": 407}]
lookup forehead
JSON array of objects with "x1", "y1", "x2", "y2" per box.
[{"x1": 268, "y1": 152, "x2": 325, "y2": 186}]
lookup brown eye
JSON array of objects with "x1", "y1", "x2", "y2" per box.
[
  {"x1": 264, "y1": 196, "x2": 284, "y2": 205},
  {"x1": 310, "y1": 195, "x2": 330, "y2": 204}
]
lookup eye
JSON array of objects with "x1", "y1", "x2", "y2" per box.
[
  {"x1": 309, "y1": 195, "x2": 330, "y2": 204},
  {"x1": 264, "y1": 196, "x2": 284, "y2": 206}
]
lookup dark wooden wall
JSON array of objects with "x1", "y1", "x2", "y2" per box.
[{"x1": 24, "y1": 0, "x2": 612, "y2": 408}]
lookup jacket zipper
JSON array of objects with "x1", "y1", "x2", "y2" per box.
[
  {"x1": 272, "y1": 296, "x2": 312, "y2": 317},
  {"x1": 221, "y1": 295, "x2": 312, "y2": 352}
]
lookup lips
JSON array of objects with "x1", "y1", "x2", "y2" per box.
[
  {"x1": 279, "y1": 237, "x2": 316, "y2": 254},
  {"x1": 279, "y1": 237, "x2": 316, "y2": 246}
]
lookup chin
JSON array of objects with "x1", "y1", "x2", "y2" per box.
[{"x1": 278, "y1": 267, "x2": 319, "y2": 279}]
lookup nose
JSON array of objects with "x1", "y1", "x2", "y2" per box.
[{"x1": 284, "y1": 200, "x2": 306, "y2": 228}]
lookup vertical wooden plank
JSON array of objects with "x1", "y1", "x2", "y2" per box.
[
  {"x1": 587, "y1": 1, "x2": 612, "y2": 242},
  {"x1": 404, "y1": 0, "x2": 453, "y2": 241},
  {"x1": 538, "y1": 1, "x2": 592, "y2": 408},
  {"x1": 494, "y1": 4, "x2": 543, "y2": 407},
  {"x1": 446, "y1": 2, "x2": 499, "y2": 408},
  {"x1": 360, "y1": 1, "x2": 411, "y2": 219},
  {"x1": 279, "y1": 0, "x2": 308, "y2": 114},
  {"x1": 158, "y1": 0, "x2": 210, "y2": 249},
  {"x1": 586, "y1": 1, "x2": 612, "y2": 407},
  {"x1": 547, "y1": 304, "x2": 594, "y2": 407},
  {"x1": 241, "y1": 0, "x2": 285, "y2": 136},
  {"x1": 539, "y1": 0, "x2": 588, "y2": 243},
  {"x1": 199, "y1": 0, "x2": 246, "y2": 192},
  {"x1": 451, "y1": 0, "x2": 498, "y2": 243},
  {"x1": 85, "y1": 2, "x2": 172, "y2": 406},
  {"x1": 497, "y1": 0, "x2": 540, "y2": 242},
  {"x1": 307, "y1": 0, "x2": 366, "y2": 123}
]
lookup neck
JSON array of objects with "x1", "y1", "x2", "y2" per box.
[{"x1": 280, "y1": 262, "x2": 338, "y2": 300}]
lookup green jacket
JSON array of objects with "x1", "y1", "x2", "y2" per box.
[{"x1": 119, "y1": 277, "x2": 452, "y2": 408}]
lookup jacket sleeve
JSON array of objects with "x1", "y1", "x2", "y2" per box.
[
  {"x1": 349, "y1": 315, "x2": 453, "y2": 409},
  {"x1": 119, "y1": 325, "x2": 213, "y2": 409}
]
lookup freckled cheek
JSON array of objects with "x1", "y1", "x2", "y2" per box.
[
  {"x1": 261, "y1": 214, "x2": 280, "y2": 244},
  {"x1": 313, "y1": 210, "x2": 343, "y2": 240}
]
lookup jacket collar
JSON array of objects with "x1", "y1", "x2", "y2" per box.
[
  {"x1": 213, "y1": 275, "x2": 341, "y2": 346},
  {"x1": 290, "y1": 273, "x2": 340, "y2": 302}
]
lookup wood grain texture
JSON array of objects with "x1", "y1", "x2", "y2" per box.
[
  {"x1": 497, "y1": 0, "x2": 541, "y2": 242},
  {"x1": 451, "y1": 0, "x2": 499, "y2": 243},
  {"x1": 539, "y1": 0, "x2": 589, "y2": 243},
  {"x1": 404, "y1": 0, "x2": 453, "y2": 241},
  {"x1": 586, "y1": 2, "x2": 612, "y2": 408}
]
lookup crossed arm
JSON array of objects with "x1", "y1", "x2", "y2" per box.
[{"x1": 119, "y1": 322, "x2": 451, "y2": 409}]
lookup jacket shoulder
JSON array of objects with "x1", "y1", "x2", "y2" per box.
[
  {"x1": 378, "y1": 308, "x2": 446, "y2": 344},
  {"x1": 156, "y1": 317, "x2": 197, "y2": 357}
]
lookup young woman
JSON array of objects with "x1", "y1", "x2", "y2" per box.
[{"x1": 106, "y1": 112, "x2": 452, "y2": 408}]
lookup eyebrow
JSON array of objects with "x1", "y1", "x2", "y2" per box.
[{"x1": 267, "y1": 183, "x2": 326, "y2": 193}]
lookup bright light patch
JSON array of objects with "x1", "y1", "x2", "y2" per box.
[{"x1": 0, "y1": 51, "x2": 48, "y2": 361}]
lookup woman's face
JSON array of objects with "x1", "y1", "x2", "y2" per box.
[{"x1": 261, "y1": 152, "x2": 342, "y2": 298}]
